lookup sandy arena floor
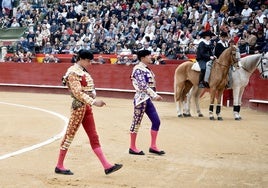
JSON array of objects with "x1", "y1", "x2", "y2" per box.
[{"x1": 0, "y1": 91, "x2": 267, "y2": 188}]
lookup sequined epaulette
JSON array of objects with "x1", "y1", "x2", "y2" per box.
[
  {"x1": 62, "y1": 64, "x2": 89, "y2": 86},
  {"x1": 64, "y1": 64, "x2": 85, "y2": 78}
]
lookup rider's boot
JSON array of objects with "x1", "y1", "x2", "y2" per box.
[{"x1": 198, "y1": 70, "x2": 206, "y2": 88}]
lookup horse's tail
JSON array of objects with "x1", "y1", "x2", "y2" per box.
[
  {"x1": 174, "y1": 62, "x2": 194, "y2": 102},
  {"x1": 174, "y1": 66, "x2": 181, "y2": 102}
]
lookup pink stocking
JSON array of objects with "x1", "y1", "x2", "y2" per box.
[
  {"x1": 93, "y1": 147, "x2": 112, "y2": 169},
  {"x1": 150, "y1": 130, "x2": 159, "y2": 151},
  {"x1": 130, "y1": 132, "x2": 141, "y2": 152},
  {"x1": 56, "y1": 149, "x2": 67, "y2": 170}
]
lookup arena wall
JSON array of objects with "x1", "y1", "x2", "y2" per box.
[{"x1": 0, "y1": 63, "x2": 267, "y2": 112}]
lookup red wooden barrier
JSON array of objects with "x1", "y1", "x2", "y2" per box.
[
  {"x1": 0, "y1": 63, "x2": 267, "y2": 112},
  {"x1": 0, "y1": 63, "x2": 178, "y2": 92}
]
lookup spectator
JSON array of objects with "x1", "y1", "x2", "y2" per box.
[
  {"x1": 14, "y1": 49, "x2": 26, "y2": 63},
  {"x1": 10, "y1": 18, "x2": 20, "y2": 27},
  {"x1": 159, "y1": 19, "x2": 170, "y2": 33},
  {"x1": 131, "y1": 54, "x2": 139, "y2": 65},
  {"x1": 115, "y1": 55, "x2": 123, "y2": 64},
  {"x1": 238, "y1": 38, "x2": 249, "y2": 55},
  {"x1": 241, "y1": 4, "x2": 253, "y2": 22},
  {"x1": 42, "y1": 42, "x2": 53, "y2": 54},
  {"x1": 179, "y1": 34, "x2": 190, "y2": 53},
  {"x1": 57, "y1": 14, "x2": 67, "y2": 26},
  {"x1": 255, "y1": 9, "x2": 266, "y2": 24},
  {"x1": 193, "y1": 34, "x2": 202, "y2": 46},
  {"x1": 188, "y1": 42, "x2": 197, "y2": 54},
  {"x1": 66, "y1": 6, "x2": 77, "y2": 27},
  {"x1": 159, "y1": 42, "x2": 169, "y2": 57},
  {"x1": 40, "y1": 24, "x2": 51, "y2": 43},
  {"x1": 43, "y1": 54, "x2": 59, "y2": 63},
  {"x1": 2, "y1": 0, "x2": 13, "y2": 17},
  {"x1": 17, "y1": 37, "x2": 29, "y2": 52},
  {"x1": 79, "y1": 12, "x2": 90, "y2": 26},
  {"x1": 166, "y1": 42, "x2": 180, "y2": 60},
  {"x1": 153, "y1": 55, "x2": 165, "y2": 65},
  {"x1": 1, "y1": 0, "x2": 266, "y2": 62},
  {"x1": 151, "y1": 43, "x2": 161, "y2": 56},
  {"x1": 95, "y1": 55, "x2": 106, "y2": 64},
  {"x1": 89, "y1": 43, "x2": 100, "y2": 54},
  {"x1": 255, "y1": 31, "x2": 266, "y2": 52},
  {"x1": 27, "y1": 37, "x2": 36, "y2": 54},
  {"x1": 54, "y1": 42, "x2": 65, "y2": 54},
  {"x1": 243, "y1": 30, "x2": 257, "y2": 53}
]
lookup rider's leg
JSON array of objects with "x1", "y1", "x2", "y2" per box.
[
  {"x1": 198, "y1": 69, "x2": 206, "y2": 88},
  {"x1": 204, "y1": 60, "x2": 213, "y2": 84}
]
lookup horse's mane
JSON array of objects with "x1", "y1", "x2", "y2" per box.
[{"x1": 240, "y1": 54, "x2": 262, "y2": 72}]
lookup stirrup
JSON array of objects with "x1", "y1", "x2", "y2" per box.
[{"x1": 198, "y1": 82, "x2": 205, "y2": 88}]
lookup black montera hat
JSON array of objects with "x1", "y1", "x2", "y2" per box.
[
  {"x1": 200, "y1": 30, "x2": 216, "y2": 38},
  {"x1": 78, "y1": 49, "x2": 94, "y2": 60},
  {"x1": 137, "y1": 50, "x2": 151, "y2": 60}
]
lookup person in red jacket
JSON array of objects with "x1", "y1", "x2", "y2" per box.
[{"x1": 55, "y1": 49, "x2": 122, "y2": 175}]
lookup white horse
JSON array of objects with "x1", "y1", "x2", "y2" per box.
[
  {"x1": 179, "y1": 52, "x2": 268, "y2": 120},
  {"x1": 232, "y1": 52, "x2": 268, "y2": 120}
]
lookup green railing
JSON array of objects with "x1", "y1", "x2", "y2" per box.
[{"x1": 0, "y1": 27, "x2": 27, "y2": 40}]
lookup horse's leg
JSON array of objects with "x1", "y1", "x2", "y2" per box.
[
  {"x1": 176, "y1": 100, "x2": 184, "y2": 118},
  {"x1": 209, "y1": 89, "x2": 216, "y2": 120},
  {"x1": 232, "y1": 87, "x2": 241, "y2": 120},
  {"x1": 237, "y1": 86, "x2": 246, "y2": 120},
  {"x1": 216, "y1": 89, "x2": 225, "y2": 121},
  {"x1": 193, "y1": 87, "x2": 204, "y2": 117},
  {"x1": 183, "y1": 97, "x2": 191, "y2": 117},
  {"x1": 174, "y1": 80, "x2": 184, "y2": 117},
  {"x1": 183, "y1": 88, "x2": 192, "y2": 117}
]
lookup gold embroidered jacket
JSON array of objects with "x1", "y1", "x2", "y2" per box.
[{"x1": 63, "y1": 63, "x2": 96, "y2": 109}]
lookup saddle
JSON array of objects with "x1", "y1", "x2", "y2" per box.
[{"x1": 191, "y1": 62, "x2": 201, "y2": 72}]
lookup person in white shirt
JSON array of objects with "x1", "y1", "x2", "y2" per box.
[
  {"x1": 145, "y1": 20, "x2": 156, "y2": 35},
  {"x1": 256, "y1": 10, "x2": 266, "y2": 24},
  {"x1": 10, "y1": 19, "x2": 20, "y2": 27},
  {"x1": 241, "y1": 4, "x2": 253, "y2": 21},
  {"x1": 193, "y1": 34, "x2": 202, "y2": 46}
]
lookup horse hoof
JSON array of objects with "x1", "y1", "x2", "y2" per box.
[
  {"x1": 217, "y1": 117, "x2": 223, "y2": 121},
  {"x1": 235, "y1": 117, "x2": 240, "y2": 121},
  {"x1": 183, "y1": 113, "x2": 191, "y2": 117},
  {"x1": 177, "y1": 114, "x2": 183, "y2": 118},
  {"x1": 198, "y1": 114, "x2": 204, "y2": 117},
  {"x1": 209, "y1": 117, "x2": 215, "y2": 120}
]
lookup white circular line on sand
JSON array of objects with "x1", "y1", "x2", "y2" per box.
[{"x1": 0, "y1": 101, "x2": 68, "y2": 160}]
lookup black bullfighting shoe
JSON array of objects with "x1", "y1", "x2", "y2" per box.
[
  {"x1": 149, "y1": 148, "x2": 165, "y2": 155},
  {"x1": 55, "y1": 167, "x2": 74, "y2": 175},
  {"x1": 105, "y1": 164, "x2": 123, "y2": 175},
  {"x1": 129, "y1": 148, "x2": 145, "y2": 155}
]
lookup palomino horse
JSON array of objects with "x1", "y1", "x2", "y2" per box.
[
  {"x1": 232, "y1": 52, "x2": 268, "y2": 120},
  {"x1": 176, "y1": 52, "x2": 268, "y2": 120},
  {"x1": 174, "y1": 45, "x2": 240, "y2": 120}
]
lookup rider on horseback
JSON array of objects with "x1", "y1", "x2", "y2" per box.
[{"x1": 196, "y1": 30, "x2": 216, "y2": 88}]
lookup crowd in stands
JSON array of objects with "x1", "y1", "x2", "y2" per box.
[{"x1": 1, "y1": 0, "x2": 268, "y2": 63}]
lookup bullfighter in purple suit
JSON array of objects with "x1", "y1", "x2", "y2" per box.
[{"x1": 129, "y1": 49, "x2": 165, "y2": 156}]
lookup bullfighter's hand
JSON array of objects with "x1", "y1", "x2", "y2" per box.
[
  {"x1": 154, "y1": 95, "x2": 163, "y2": 101},
  {"x1": 93, "y1": 99, "x2": 106, "y2": 107}
]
